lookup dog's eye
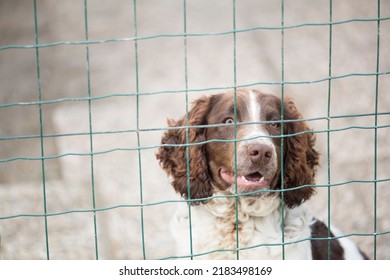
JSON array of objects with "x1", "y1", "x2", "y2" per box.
[
  {"x1": 224, "y1": 118, "x2": 234, "y2": 124},
  {"x1": 269, "y1": 121, "x2": 280, "y2": 129}
]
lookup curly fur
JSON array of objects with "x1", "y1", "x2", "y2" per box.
[
  {"x1": 283, "y1": 99, "x2": 319, "y2": 207},
  {"x1": 157, "y1": 96, "x2": 213, "y2": 203}
]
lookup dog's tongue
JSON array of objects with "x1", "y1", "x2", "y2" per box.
[{"x1": 244, "y1": 172, "x2": 263, "y2": 182}]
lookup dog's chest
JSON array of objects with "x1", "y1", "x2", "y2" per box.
[
  {"x1": 202, "y1": 213, "x2": 283, "y2": 259},
  {"x1": 171, "y1": 200, "x2": 312, "y2": 259}
]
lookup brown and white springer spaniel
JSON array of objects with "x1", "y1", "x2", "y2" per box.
[{"x1": 157, "y1": 88, "x2": 367, "y2": 259}]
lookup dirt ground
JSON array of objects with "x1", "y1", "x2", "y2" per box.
[{"x1": 0, "y1": 0, "x2": 389, "y2": 259}]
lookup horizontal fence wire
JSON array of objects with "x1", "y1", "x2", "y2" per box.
[
  {"x1": 160, "y1": 230, "x2": 390, "y2": 260},
  {"x1": 1, "y1": 112, "x2": 390, "y2": 141},
  {"x1": 2, "y1": 176, "x2": 390, "y2": 220},
  {"x1": 1, "y1": 122, "x2": 390, "y2": 163},
  {"x1": 0, "y1": 1, "x2": 389, "y2": 260},
  {"x1": 1, "y1": 70, "x2": 390, "y2": 108},
  {"x1": 1, "y1": 16, "x2": 390, "y2": 51}
]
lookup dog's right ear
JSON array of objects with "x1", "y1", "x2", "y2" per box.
[{"x1": 156, "y1": 96, "x2": 213, "y2": 204}]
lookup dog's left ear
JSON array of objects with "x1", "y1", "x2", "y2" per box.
[{"x1": 282, "y1": 98, "x2": 319, "y2": 208}]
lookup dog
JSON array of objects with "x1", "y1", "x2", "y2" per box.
[{"x1": 157, "y1": 89, "x2": 367, "y2": 259}]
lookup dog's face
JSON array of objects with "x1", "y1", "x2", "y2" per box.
[
  {"x1": 204, "y1": 90, "x2": 282, "y2": 194},
  {"x1": 157, "y1": 89, "x2": 319, "y2": 207}
]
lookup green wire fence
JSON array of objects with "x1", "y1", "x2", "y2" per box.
[{"x1": 0, "y1": 0, "x2": 389, "y2": 260}]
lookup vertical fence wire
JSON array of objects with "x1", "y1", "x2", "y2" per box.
[
  {"x1": 327, "y1": 0, "x2": 333, "y2": 260},
  {"x1": 132, "y1": 0, "x2": 147, "y2": 260},
  {"x1": 33, "y1": 0, "x2": 50, "y2": 260},
  {"x1": 83, "y1": 0, "x2": 99, "y2": 260},
  {"x1": 280, "y1": 0, "x2": 286, "y2": 260},
  {"x1": 373, "y1": 0, "x2": 381, "y2": 260},
  {"x1": 232, "y1": 0, "x2": 241, "y2": 261},
  {"x1": 183, "y1": 0, "x2": 195, "y2": 260}
]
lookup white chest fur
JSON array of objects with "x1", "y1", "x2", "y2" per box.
[{"x1": 170, "y1": 193, "x2": 313, "y2": 260}]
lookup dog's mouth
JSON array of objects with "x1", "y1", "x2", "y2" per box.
[{"x1": 220, "y1": 168, "x2": 270, "y2": 193}]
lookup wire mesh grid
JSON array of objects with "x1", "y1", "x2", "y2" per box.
[{"x1": 0, "y1": 0, "x2": 389, "y2": 259}]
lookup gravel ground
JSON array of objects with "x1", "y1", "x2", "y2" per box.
[{"x1": 0, "y1": 0, "x2": 389, "y2": 259}]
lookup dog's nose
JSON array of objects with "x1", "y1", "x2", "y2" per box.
[{"x1": 247, "y1": 143, "x2": 273, "y2": 165}]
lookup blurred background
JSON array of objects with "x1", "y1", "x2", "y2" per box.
[{"x1": 0, "y1": 0, "x2": 389, "y2": 259}]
